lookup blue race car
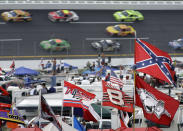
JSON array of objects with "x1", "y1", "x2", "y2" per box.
[{"x1": 168, "y1": 38, "x2": 183, "y2": 50}]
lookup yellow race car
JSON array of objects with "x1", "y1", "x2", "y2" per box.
[
  {"x1": 1, "y1": 10, "x2": 32, "y2": 22},
  {"x1": 106, "y1": 24, "x2": 135, "y2": 36}
]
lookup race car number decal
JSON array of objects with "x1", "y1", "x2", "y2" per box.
[{"x1": 107, "y1": 89, "x2": 124, "y2": 106}]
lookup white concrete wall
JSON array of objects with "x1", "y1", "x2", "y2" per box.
[{"x1": 0, "y1": 1, "x2": 183, "y2": 10}]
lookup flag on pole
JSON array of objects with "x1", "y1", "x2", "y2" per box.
[
  {"x1": 119, "y1": 111, "x2": 129, "y2": 128},
  {"x1": 63, "y1": 81, "x2": 100, "y2": 122},
  {"x1": 73, "y1": 116, "x2": 86, "y2": 131},
  {"x1": 0, "y1": 105, "x2": 24, "y2": 124},
  {"x1": 10, "y1": 60, "x2": 15, "y2": 69},
  {"x1": 102, "y1": 80, "x2": 133, "y2": 112},
  {"x1": 40, "y1": 94, "x2": 62, "y2": 131},
  {"x1": 135, "y1": 75, "x2": 179, "y2": 126},
  {"x1": 110, "y1": 70, "x2": 123, "y2": 87},
  {"x1": 135, "y1": 39, "x2": 175, "y2": 85}
]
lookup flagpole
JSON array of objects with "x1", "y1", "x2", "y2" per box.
[
  {"x1": 61, "y1": 87, "x2": 64, "y2": 123},
  {"x1": 72, "y1": 107, "x2": 74, "y2": 128},
  {"x1": 133, "y1": 71, "x2": 136, "y2": 130},
  {"x1": 100, "y1": 98, "x2": 103, "y2": 130},
  {"x1": 38, "y1": 90, "x2": 41, "y2": 128},
  {"x1": 133, "y1": 31, "x2": 137, "y2": 130}
]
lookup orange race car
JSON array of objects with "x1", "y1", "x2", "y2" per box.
[{"x1": 1, "y1": 10, "x2": 32, "y2": 22}]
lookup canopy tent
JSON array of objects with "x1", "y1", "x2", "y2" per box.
[
  {"x1": 14, "y1": 67, "x2": 39, "y2": 76},
  {"x1": 43, "y1": 117, "x2": 77, "y2": 131},
  {"x1": 64, "y1": 63, "x2": 78, "y2": 70},
  {"x1": 82, "y1": 66, "x2": 118, "y2": 77},
  {"x1": 12, "y1": 128, "x2": 42, "y2": 131}
]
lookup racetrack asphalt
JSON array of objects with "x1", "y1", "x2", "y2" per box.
[{"x1": 0, "y1": 10, "x2": 183, "y2": 59}]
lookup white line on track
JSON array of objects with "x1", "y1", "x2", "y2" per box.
[
  {"x1": 0, "y1": 22, "x2": 6, "y2": 24},
  {"x1": 0, "y1": 39, "x2": 22, "y2": 42},
  {"x1": 70, "y1": 22, "x2": 134, "y2": 24},
  {"x1": 86, "y1": 37, "x2": 149, "y2": 40}
]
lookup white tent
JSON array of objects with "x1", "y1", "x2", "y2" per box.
[{"x1": 42, "y1": 117, "x2": 78, "y2": 131}]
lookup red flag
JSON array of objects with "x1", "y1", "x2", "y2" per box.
[
  {"x1": 135, "y1": 39, "x2": 175, "y2": 85},
  {"x1": 102, "y1": 80, "x2": 133, "y2": 112},
  {"x1": 10, "y1": 60, "x2": 15, "y2": 69},
  {"x1": 40, "y1": 95, "x2": 62, "y2": 131},
  {"x1": 135, "y1": 75, "x2": 179, "y2": 126},
  {"x1": 0, "y1": 86, "x2": 9, "y2": 96},
  {"x1": 63, "y1": 81, "x2": 100, "y2": 122}
]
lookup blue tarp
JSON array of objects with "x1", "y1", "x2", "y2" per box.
[
  {"x1": 64, "y1": 63, "x2": 78, "y2": 70},
  {"x1": 82, "y1": 66, "x2": 118, "y2": 77},
  {"x1": 14, "y1": 66, "x2": 39, "y2": 76},
  {"x1": 56, "y1": 63, "x2": 78, "y2": 70}
]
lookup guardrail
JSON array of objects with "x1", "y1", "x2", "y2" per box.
[{"x1": 0, "y1": 1, "x2": 183, "y2": 10}]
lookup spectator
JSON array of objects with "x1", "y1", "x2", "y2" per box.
[
  {"x1": 105, "y1": 73, "x2": 110, "y2": 81},
  {"x1": 60, "y1": 59, "x2": 65, "y2": 72},
  {"x1": 86, "y1": 61, "x2": 91, "y2": 69},
  {"x1": 40, "y1": 58, "x2": 44, "y2": 70},
  {"x1": 92, "y1": 61, "x2": 96, "y2": 71},
  {"x1": 101, "y1": 53, "x2": 105, "y2": 66},
  {"x1": 52, "y1": 58, "x2": 57, "y2": 74},
  {"x1": 84, "y1": 74, "x2": 89, "y2": 80},
  {"x1": 97, "y1": 53, "x2": 101, "y2": 67},
  {"x1": 119, "y1": 65, "x2": 123, "y2": 80},
  {"x1": 107, "y1": 56, "x2": 111, "y2": 66},
  {"x1": 45, "y1": 61, "x2": 52, "y2": 69},
  {"x1": 30, "y1": 85, "x2": 38, "y2": 95},
  {"x1": 50, "y1": 73, "x2": 56, "y2": 88},
  {"x1": 48, "y1": 86, "x2": 56, "y2": 93},
  {"x1": 41, "y1": 83, "x2": 48, "y2": 94}
]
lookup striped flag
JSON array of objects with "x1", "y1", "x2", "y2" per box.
[
  {"x1": 102, "y1": 80, "x2": 133, "y2": 112},
  {"x1": 110, "y1": 70, "x2": 123, "y2": 87}
]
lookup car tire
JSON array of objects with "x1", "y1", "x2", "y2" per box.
[
  {"x1": 8, "y1": 19, "x2": 13, "y2": 22},
  {"x1": 24, "y1": 19, "x2": 28, "y2": 22},
  {"x1": 121, "y1": 19, "x2": 124, "y2": 22}
]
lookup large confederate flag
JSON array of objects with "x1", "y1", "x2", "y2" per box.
[
  {"x1": 135, "y1": 39, "x2": 175, "y2": 85},
  {"x1": 135, "y1": 75, "x2": 179, "y2": 126}
]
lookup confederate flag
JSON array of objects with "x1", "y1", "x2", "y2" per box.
[
  {"x1": 135, "y1": 75, "x2": 179, "y2": 126},
  {"x1": 135, "y1": 39, "x2": 175, "y2": 85}
]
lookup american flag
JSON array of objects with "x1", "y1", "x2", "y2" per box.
[
  {"x1": 135, "y1": 39, "x2": 175, "y2": 85},
  {"x1": 110, "y1": 70, "x2": 123, "y2": 87}
]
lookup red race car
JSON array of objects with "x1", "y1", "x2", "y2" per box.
[{"x1": 48, "y1": 9, "x2": 79, "y2": 22}]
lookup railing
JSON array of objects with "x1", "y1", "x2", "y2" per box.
[{"x1": 0, "y1": 1, "x2": 183, "y2": 10}]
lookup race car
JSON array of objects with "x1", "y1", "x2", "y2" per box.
[
  {"x1": 91, "y1": 39, "x2": 120, "y2": 52},
  {"x1": 168, "y1": 38, "x2": 183, "y2": 50},
  {"x1": 1, "y1": 10, "x2": 32, "y2": 22},
  {"x1": 106, "y1": 24, "x2": 136, "y2": 36},
  {"x1": 40, "y1": 39, "x2": 71, "y2": 51},
  {"x1": 48, "y1": 10, "x2": 79, "y2": 22},
  {"x1": 113, "y1": 10, "x2": 144, "y2": 22}
]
